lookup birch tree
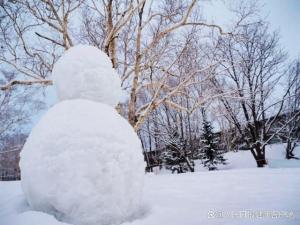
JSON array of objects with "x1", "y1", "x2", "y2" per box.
[
  {"x1": 0, "y1": 0, "x2": 83, "y2": 90},
  {"x1": 82, "y1": 0, "x2": 235, "y2": 131}
]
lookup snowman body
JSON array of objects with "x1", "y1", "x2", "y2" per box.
[{"x1": 20, "y1": 45, "x2": 145, "y2": 225}]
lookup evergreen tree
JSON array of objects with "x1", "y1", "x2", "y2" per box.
[
  {"x1": 200, "y1": 118, "x2": 227, "y2": 170},
  {"x1": 161, "y1": 128, "x2": 194, "y2": 173}
]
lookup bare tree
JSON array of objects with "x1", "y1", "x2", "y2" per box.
[
  {"x1": 81, "y1": 0, "x2": 236, "y2": 131},
  {"x1": 0, "y1": 70, "x2": 44, "y2": 150},
  {"x1": 277, "y1": 59, "x2": 300, "y2": 159},
  {"x1": 212, "y1": 18, "x2": 292, "y2": 167},
  {"x1": 0, "y1": 0, "x2": 83, "y2": 90}
]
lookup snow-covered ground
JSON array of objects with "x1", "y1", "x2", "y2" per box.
[{"x1": 1, "y1": 144, "x2": 300, "y2": 225}]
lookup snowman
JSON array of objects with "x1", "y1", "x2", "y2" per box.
[{"x1": 20, "y1": 45, "x2": 145, "y2": 225}]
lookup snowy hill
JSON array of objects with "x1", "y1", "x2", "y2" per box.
[{"x1": 1, "y1": 144, "x2": 300, "y2": 225}]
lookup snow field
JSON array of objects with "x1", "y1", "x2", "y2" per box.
[{"x1": 1, "y1": 167, "x2": 299, "y2": 225}]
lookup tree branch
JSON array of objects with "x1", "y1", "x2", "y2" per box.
[{"x1": 1, "y1": 79, "x2": 53, "y2": 91}]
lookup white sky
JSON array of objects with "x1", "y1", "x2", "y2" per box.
[{"x1": 202, "y1": 0, "x2": 300, "y2": 59}]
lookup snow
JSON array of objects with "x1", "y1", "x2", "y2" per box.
[
  {"x1": 52, "y1": 45, "x2": 122, "y2": 107},
  {"x1": 266, "y1": 144, "x2": 300, "y2": 168},
  {"x1": 1, "y1": 167, "x2": 300, "y2": 225},
  {"x1": 193, "y1": 143, "x2": 300, "y2": 171},
  {"x1": 20, "y1": 99, "x2": 145, "y2": 225},
  {"x1": 4, "y1": 211, "x2": 72, "y2": 225},
  {"x1": 2, "y1": 146, "x2": 300, "y2": 225},
  {"x1": 141, "y1": 168, "x2": 300, "y2": 225}
]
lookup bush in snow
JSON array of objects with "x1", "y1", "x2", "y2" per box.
[
  {"x1": 160, "y1": 128, "x2": 195, "y2": 173},
  {"x1": 199, "y1": 118, "x2": 227, "y2": 171},
  {"x1": 20, "y1": 45, "x2": 145, "y2": 225}
]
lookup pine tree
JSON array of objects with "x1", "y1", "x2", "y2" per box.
[
  {"x1": 200, "y1": 118, "x2": 227, "y2": 170},
  {"x1": 161, "y1": 128, "x2": 194, "y2": 173}
]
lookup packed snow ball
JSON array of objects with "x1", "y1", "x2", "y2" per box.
[
  {"x1": 20, "y1": 100, "x2": 145, "y2": 225},
  {"x1": 52, "y1": 45, "x2": 122, "y2": 107}
]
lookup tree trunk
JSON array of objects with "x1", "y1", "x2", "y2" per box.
[
  {"x1": 250, "y1": 143, "x2": 267, "y2": 167},
  {"x1": 105, "y1": 0, "x2": 117, "y2": 68},
  {"x1": 128, "y1": 2, "x2": 145, "y2": 127},
  {"x1": 286, "y1": 140, "x2": 292, "y2": 159},
  {"x1": 182, "y1": 155, "x2": 194, "y2": 172},
  {"x1": 286, "y1": 140, "x2": 298, "y2": 159},
  {"x1": 255, "y1": 153, "x2": 267, "y2": 167}
]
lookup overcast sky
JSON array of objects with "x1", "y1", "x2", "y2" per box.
[
  {"x1": 203, "y1": 0, "x2": 300, "y2": 59},
  {"x1": 263, "y1": 0, "x2": 300, "y2": 58}
]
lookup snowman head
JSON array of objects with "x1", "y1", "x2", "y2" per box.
[{"x1": 52, "y1": 45, "x2": 122, "y2": 107}]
